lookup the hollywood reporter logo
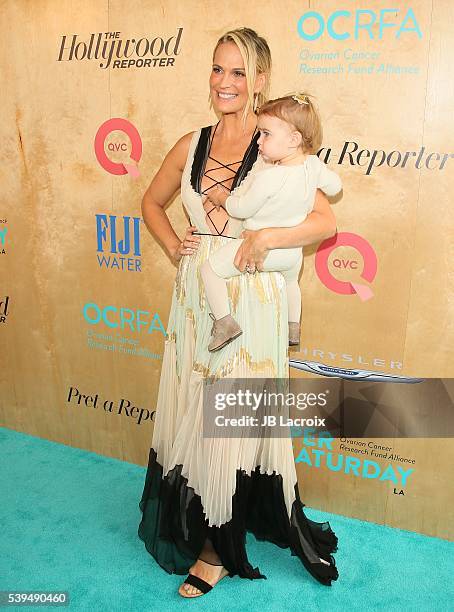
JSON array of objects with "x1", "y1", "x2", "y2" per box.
[
  {"x1": 57, "y1": 29, "x2": 183, "y2": 70},
  {"x1": 94, "y1": 118, "x2": 142, "y2": 178},
  {"x1": 0, "y1": 296, "x2": 10, "y2": 323},
  {"x1": 315, "y1": 232, "x2": 377, "y2": 301}
]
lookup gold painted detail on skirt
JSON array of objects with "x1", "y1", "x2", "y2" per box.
[
  {"x1": 197, "y1": 265, "x2": 207, "y2": 313},
  {"x1": 175, "y1": 257, "x2": 187, "y2": 305},
  {"x1": 270, "y1": 274, "x2": 282, "y2": 340},
  {"x1": 193, "y1": 347, "x2": 278, "y2": 381},
  {"x1": 166, "y1": 331, "x2": 177, "y2": 343},
  {"x1": 252, "y1": 271, "x2": 286, "y2": 306},
  {"x1": 226, "y1": 276, "x2": 240, "y2": 314}
]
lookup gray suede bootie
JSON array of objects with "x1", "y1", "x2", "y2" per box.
[
  {"x1": 208, "y1": 313, "x2": 242, "y2": 352},
  {"x1": 288, "y1": 322, "x2": 301, "y2": 346}
]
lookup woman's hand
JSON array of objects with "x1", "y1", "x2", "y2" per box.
[
  {"x1": 234, "y1": 229, "x2": 270, "y2": 273},
  {"x1": 169, "y1": 226, "x2": 201, "y2": 264}
]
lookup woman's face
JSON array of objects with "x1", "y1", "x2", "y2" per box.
[{"x1": 209, "y1": 41, "x2": 251, "y2": 115}]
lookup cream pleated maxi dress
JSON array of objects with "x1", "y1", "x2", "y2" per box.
[{"x1": 138, "y1": 125, "x2": 339, "y2": 586}]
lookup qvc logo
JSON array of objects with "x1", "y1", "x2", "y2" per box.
[
  {"x1": 315, "y1": 232, "x2": 377, "y2": 301},
  {"x1": 94, "y1": 118, "x2": 142, "y2": 177}
]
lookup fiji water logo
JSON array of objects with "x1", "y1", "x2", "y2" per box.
[
  {"x1": 315, "y1": 232, "x2": 377, "y2": 301},
  {"x1": 96, "y1": 214, "x2": 142, "y2": 272},
  {"x1": 0, "y1": 295, "x2": 10, "y2": 323},
  {"x1": 0, "y1": 221, "x2": 7, "y2": 255},
  {"x1": 94, "y1": 118, "x2": 142, "y2": 178},
  {"x1": 297, "y1": 8, "x2": 422, "y2": 41},
  {"x1": 83, "y1": 302, "x2": 166, "y2": 336}
]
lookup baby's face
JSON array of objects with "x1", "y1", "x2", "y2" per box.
[{"x1": 257, "y1": 115, "x2": 298, "y2": 163}]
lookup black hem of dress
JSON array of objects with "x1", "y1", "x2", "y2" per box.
[{"x1": 138, "y1": 447, "x2": 339, "y2": 585}]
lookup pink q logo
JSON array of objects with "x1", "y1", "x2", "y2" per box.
[
  {"x1": 315, "y1": 232, "x2": 377, "y2": 301},
  {"x1": 94, "y1": 118, "x2": 142, "y2": 177}
]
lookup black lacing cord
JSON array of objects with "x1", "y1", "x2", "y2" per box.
[{"x1": 194, "y1": 122, "x2": 258, "y2": 239}]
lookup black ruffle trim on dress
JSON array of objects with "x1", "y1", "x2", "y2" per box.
[
  {"x1": 138, "y1": 447, "x2": 339, "y2": 585},
  {"x1": 190, "y1": 125, "x2": 260, "y2": 195}
]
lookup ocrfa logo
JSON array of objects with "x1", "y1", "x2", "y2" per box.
[
  {"x1": 315, "y1": 232, "x2": 377, "y2": 301},
  {"x1": 0, "y1": 224, "x2": 7, "y2": 254},
  {"x1": 297, "y1": 8, "x2": 422, "y2": 41},
  {"x1": 94, "y1": 118, "x2": 142, "y2": 177}
]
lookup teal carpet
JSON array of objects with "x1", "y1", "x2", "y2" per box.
[{"x1": 1, "y1": 426, "x2": 453, "y2": 611}]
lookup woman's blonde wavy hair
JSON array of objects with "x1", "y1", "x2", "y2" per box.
[{"x1": 210, "y1": 27, "x2": 272, "y2": 126}]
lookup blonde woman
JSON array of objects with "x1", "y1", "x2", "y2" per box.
[{"x1": 138, "y1": 27, "x2": 339, "y2": 598}]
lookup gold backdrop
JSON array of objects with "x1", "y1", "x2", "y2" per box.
[{"x1": 1, "y1": 1, "x2": 453, "y2": 540}]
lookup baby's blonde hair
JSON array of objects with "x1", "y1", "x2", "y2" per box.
[
  {"x1": 212, "y1": 27, "x2": 272, "y2": 125},
  {"x1": 258, "y1": 93, "x2": 323, "y2": 153}
]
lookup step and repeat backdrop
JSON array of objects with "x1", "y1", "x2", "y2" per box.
[{"x1": 1, "y1": 1, "x2": 453, "y2": 539}]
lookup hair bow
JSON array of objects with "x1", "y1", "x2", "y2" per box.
[{"x1": 291, "y1": 93, "x2": 310, "y2": 105}]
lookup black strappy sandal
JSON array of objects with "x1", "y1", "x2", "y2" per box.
[{"x1": 179, "y1": 566, "x2": 230, "y2": 598}]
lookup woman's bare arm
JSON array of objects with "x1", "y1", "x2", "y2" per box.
[
  {"x1": 141, "y1": 131, "x2": 200, "y2": 262},
  {"x1": 234, "y1": 189, "x2": 337, "y2": 271}
]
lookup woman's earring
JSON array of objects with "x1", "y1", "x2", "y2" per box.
[{"x1": 253, "y1": 94, "x2": 258, "y2": 113}]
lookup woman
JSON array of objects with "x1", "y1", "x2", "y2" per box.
[{"x1": 138, "y1": 27, "x2": 339, "y2": 598}]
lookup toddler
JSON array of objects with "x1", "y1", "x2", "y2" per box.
[{"x1": 200, "y1": 93, "x2": 342, "y2": 351}]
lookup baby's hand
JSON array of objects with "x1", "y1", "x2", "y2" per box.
[{"x1": 207, "y1": 185, "x2": 229, "y2": 210}]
